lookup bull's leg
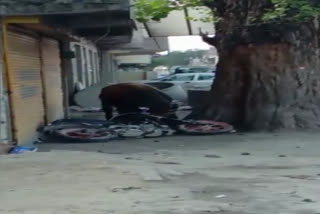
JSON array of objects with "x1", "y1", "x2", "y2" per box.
[{"x1": 101, "y1": 99, "x2": 113, "y2": 120}]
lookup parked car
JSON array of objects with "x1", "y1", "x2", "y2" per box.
[
  {"x1": 153, "y1": 66, "x2": 169, "y2": 78},
  {"x1": 173, "y1": 66, "x2": 216, "y2": 74},
  {"x1": 131, "y1": 73, "x2": 214, "y2": 104},
  {"x1": 158, "y1": 73, "x2": 215, "y2": 91}
]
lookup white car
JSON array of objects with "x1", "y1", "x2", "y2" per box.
[
  {"x1": 159, "y1": 73, "x2": 215, "y2": 91},
  {"x1": 132, "y1": 73, "x2": 214, "y2": 104}
]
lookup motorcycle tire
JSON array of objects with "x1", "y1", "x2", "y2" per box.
[
  {"x1": 50, "y1": 126, "x2": 117, "y2": 143},
  {"x1": 177, "y1": 120, "x2": 235, "y2": 135}
]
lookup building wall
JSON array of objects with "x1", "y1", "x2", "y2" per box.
[
  {"x1": 116, "y1": 71, "x2": 145, "y2": 82},
  {"x1": 116, "y1": 55, "x2": 152, "y2": 64},
  {"x1": 0, "y1": 1, "x2": 132, "y2": 143},
  {"x1": 0, "y1": 0, "x2": 129, "y2": 15},
  {"x1": 101, "y1": 52, "x2": 159, "y2": 84},
  {"x1": 101, "y1": 71, "x2": 155, "y2": 84}
]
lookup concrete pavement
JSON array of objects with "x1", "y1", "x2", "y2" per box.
[{"x1": 1, "y1": 132, "x2": 320, "y2": 214}]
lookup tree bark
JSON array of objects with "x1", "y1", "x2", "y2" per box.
[{"x1": 194, "y1": 0, "x2": 320, "y2": 130}]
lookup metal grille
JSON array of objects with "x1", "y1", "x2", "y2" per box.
[
  {"x1": 7, "y1": 30, "x2": 45, "y2": 145},
  {"x1": 41, "y1": 38, "x2": 64, "y2": 123}
]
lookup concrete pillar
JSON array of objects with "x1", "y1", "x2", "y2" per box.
[
  {"x1": 101, "y1": 51, "x2": 117, "y2": 84},
  {"x1": 60, "y1": 42, "x2": 73, "y2": 118}
]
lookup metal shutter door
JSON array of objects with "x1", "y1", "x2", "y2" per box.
[
  {"x1": 41, "y1": 38, "x2": 64, "y2": 123},
  {"x1": 7, "y1": 30, "x2": 45, "y2": 145}
]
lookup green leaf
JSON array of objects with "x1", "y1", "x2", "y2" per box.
[{"x1": 134, "y1": 0, "x2": 320, "y2": 24}]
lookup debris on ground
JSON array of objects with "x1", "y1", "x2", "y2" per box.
[
  {"x1": 302, "y1": 198, "x2": 314, "y2": 203},
  {"x1": 153, "y1": 161, "x2": 181, "y2": 165},
  {"x1": 8, "y1": 146, "x2": 38, "y2": 154},
  {"x1": 0, "y1": 144, "x2": 37, "y2": 155},
  {"x1": 125, "y1": 157, "x2": 142, "y2": 160},
  {"x1": 205, "y1": 154, "x2": 222, "y2": 158},
  {"x1": 111, "y1": 187, "x2": 142, "y2": 192},
  {"x1": 283, "y1": 175, "x2": 312, "y2": 180}
]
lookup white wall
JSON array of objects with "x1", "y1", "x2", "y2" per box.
[{"x1": 116, "y1": 55, "x2": 152, "y2": 64}]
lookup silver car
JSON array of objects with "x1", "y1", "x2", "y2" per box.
[{"x1": 159, "y1": 73, "x2": 215, "y2": 91}]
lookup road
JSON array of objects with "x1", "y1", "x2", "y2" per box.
[{"x1": 1, "y1": 132, "x2": 320, "y2": 214}]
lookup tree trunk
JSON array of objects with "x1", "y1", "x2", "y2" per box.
[{"x1": 193, "y1": 0, "x2": 320, "y2": 130}]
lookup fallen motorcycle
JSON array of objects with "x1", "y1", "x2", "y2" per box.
[
  {"x1": 38, "y1": 112, "x2": 235, "y2": 143},
  {"x1": 111, "y1": 113, "x2": 235, "y2": 135}
]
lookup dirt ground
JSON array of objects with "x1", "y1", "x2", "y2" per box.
[{"x1": 1, "y1": 131, "x2": 320, "y2": 214}]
